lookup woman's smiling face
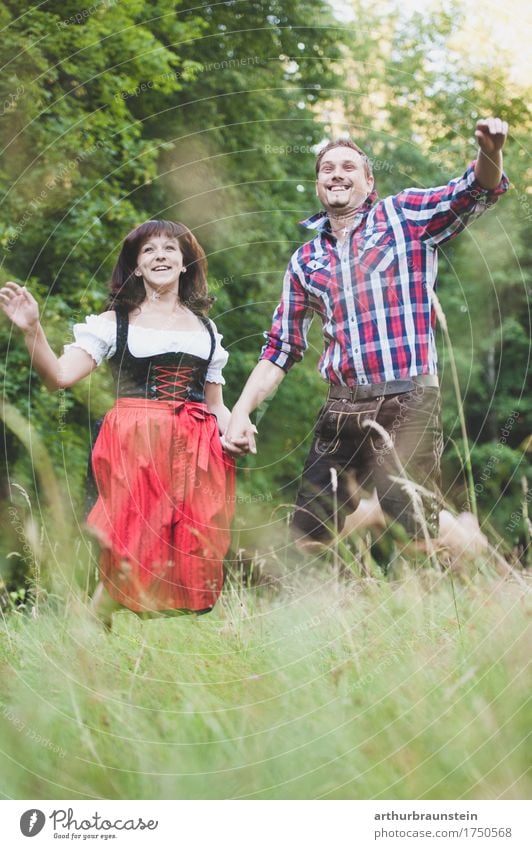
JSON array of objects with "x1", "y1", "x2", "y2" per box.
[{"x1": 136, "y1": 234, "x2": 184, "y2": 292}]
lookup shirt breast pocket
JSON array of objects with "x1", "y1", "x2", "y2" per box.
[
  {"x1": 358, "y1": 228, "x2": 395, "y2": 274},
  {"x1": 306, "y1": 258, "x2": 331, "y2": 292}
]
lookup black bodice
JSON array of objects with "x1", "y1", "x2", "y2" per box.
[{"x1": 108, "y1": 308, "x2": 216, "y2": 402}]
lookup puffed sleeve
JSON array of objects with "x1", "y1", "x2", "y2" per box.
[
  {"x1": 63, "y1": 314, "x2": 117, "y2": 366},
  {"x1": 205, "y1": 320, "x2": 229, "y2": 384}
]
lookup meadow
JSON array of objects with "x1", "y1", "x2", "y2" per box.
[{"x1": 0, "y1": 541, "x2": 530, "y2": 800}]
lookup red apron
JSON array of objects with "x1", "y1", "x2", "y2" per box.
[{"x1": 87, "y1": 398, "x2": 235, "y2": 612}]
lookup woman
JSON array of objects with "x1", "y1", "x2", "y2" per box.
[{"x1": 0, "y1": 220, "x2": 235, "y2": 617}]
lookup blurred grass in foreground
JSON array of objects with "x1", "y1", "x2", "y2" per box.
[{"x1": 0, "y1": 564, "x2": 530, "y2": 800}]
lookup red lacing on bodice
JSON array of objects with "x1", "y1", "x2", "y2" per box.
[{"x1": 153, "y1": 365, "x2": 197, "y2": 400}]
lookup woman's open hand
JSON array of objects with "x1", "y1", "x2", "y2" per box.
[{"x1": 0, "y1": 282, "x2": 39, "y2": 333}]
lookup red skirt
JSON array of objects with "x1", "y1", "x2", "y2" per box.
[{"x1": 86, "y1": 398, "x2": 235, "y2": 612}]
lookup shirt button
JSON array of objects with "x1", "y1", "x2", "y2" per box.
[{"x1": 354, "y1": 347, "x2": 359, "y2": 353}]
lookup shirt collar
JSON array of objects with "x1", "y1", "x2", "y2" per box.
[{"x1": 300, "y1": 189, "x2": 379, "y2": 233}]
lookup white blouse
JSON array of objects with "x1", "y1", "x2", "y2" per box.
[{"x1": 64, "y1": 313, "x2": 229, "y2": 384}]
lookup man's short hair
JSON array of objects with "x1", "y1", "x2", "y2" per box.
[{"x1": 315, "y1": 139, "x2": 372, "y2": 180}]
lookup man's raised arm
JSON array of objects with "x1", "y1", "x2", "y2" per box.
[{"x1": 474, "y1": 116, "x2": 508, "y2": 189}]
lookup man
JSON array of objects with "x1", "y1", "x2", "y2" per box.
[{"x1": 223, "y1": 118, "x2": 509, "y2": 549}]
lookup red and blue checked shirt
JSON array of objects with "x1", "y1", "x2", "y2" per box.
[{"x1": 260, "y1": 162, "x2": 509, "y2": 386}]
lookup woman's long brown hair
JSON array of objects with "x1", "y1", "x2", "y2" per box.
[{"x1": 106, "y1": 220, "x2": 212, "y2": 314}]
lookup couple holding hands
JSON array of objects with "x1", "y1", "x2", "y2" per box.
[{"x1": 0, "y1": 117, "x2": 509, "y2": 618}]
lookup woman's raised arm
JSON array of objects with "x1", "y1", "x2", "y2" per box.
[{"x1": 0, "y1": 281, "x2": 97, "y2": 391}]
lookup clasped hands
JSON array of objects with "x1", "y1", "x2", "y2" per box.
[{"x1": 221, "y1": 409, "x2": 257, "y2": 457}]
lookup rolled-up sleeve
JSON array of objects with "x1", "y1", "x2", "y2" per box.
[
  {"x1": 397, "y1": 161, "x2": 510, "y2": 246},
  {"x1": 259, "y1": 251, "x2": 313, "y2": 372}
]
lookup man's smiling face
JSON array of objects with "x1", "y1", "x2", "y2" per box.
[{"x1": 316, "y1": 147, "x2": 374, "y2": 215}]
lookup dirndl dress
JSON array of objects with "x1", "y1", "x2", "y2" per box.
[{"x1": 86, "y1": 308, "x2": 235, "y2": 612}]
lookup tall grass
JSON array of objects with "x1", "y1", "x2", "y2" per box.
[{"x1": 0, "y1": 563, "x2": 530, "y2": 800}]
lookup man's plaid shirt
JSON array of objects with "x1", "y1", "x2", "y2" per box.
[{"x1": 260, "y1": 162, "x2": 509, "y2": 386}]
